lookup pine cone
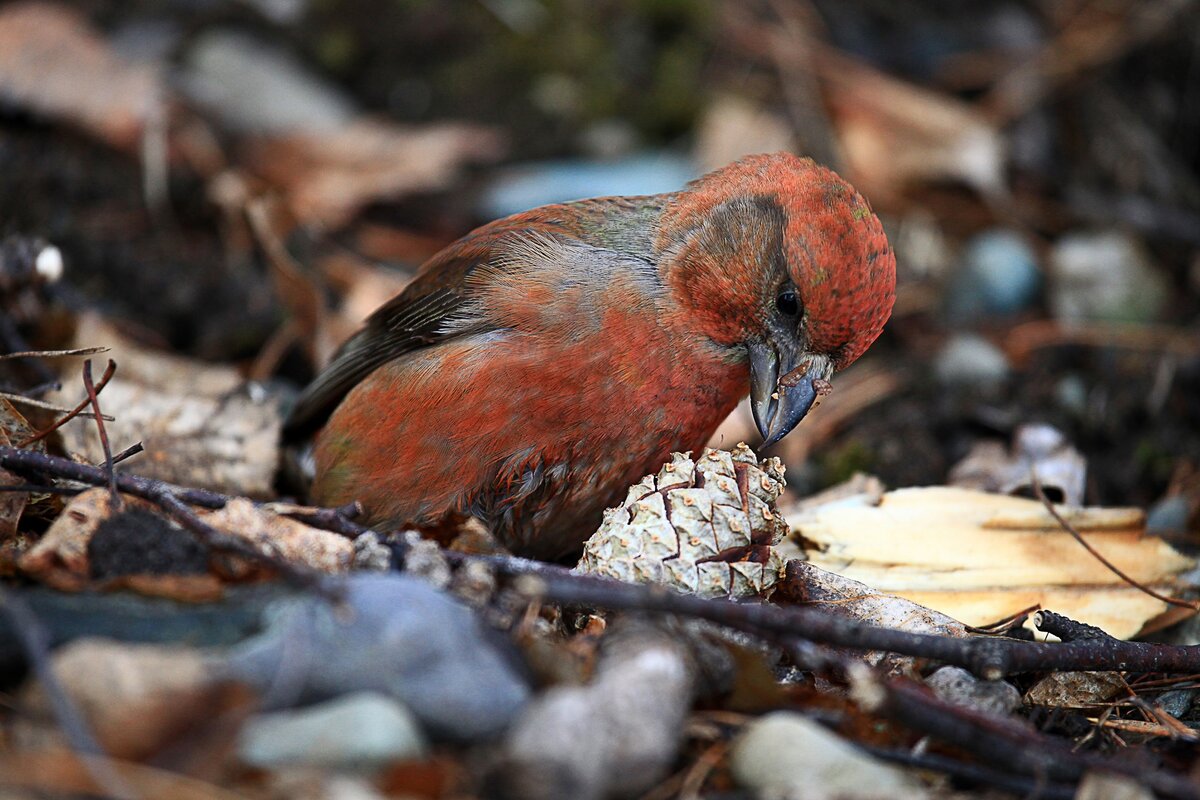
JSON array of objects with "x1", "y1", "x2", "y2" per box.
[{"x1": 576, "y1": 444, "x2": 788, "y2": 598}]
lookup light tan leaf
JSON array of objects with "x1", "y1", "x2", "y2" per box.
[{"x1": 787, "y1": 486, "x2": 1195, "y2": 639}]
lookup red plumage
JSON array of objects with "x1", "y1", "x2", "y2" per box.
[{"x1": 285, "y1": 153, "x2": 896, "y2": 560}]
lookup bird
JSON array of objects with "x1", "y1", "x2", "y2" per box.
[{"x1": 283, "y1": 152, "x2": 896, "y2": 561}]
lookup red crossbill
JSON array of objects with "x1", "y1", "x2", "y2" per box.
[{"x1": 285, "y1": 153, "x2": 895, "y2": 560}]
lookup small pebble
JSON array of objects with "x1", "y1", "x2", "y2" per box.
[{"x1": 730, "y1": 712, "x2": 928, "y2": 799}]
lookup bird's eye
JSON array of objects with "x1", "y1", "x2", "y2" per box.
[{"x1": 776, "y1": 289, "x2": 800, "y2": 317}]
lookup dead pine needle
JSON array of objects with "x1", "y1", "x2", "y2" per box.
[{"x1": 0, "y1": 346, "x2": 110, "y2": 361}]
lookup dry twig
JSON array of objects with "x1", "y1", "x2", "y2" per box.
[{"x1": 1031, "y1": 472, "x2": 1199, "y2": 611}]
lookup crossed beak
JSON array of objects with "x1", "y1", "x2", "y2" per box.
[{"x1": 748, "y1": 341, "x2": 832, "y2": 448}]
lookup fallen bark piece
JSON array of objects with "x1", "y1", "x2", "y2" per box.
[
  {"x1": 492, "y1": 621, "x2": 694, "y2": 800},
  {"x1": 786, "y1": 486, "x2": 1195, "y2": 639},
  {"x1": 730, "y1": 711, "x2": 929, "y2": 800}
]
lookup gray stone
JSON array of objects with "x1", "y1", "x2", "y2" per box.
[
  {"x1": 1146, "y1": 496, "x2": 1190, "y2": 535},
  {"x1": 238, "y1": 692, "x2": 426, "y2": 769},
  {"x1": 1049, "y1": 231, "x2": 1167, "y2": 324},
  {"x1": 182, "y1": 30, "x2": 356, "y2": 134},
  {"x1": 926, "y1": 666, "x2": 1021, "y2": 716},
  {"x1": 226, "y1": 574, "x2": 530, "y2": 741},
  {"x1": 730, "y1": 712, "x2": 928, "y2": 799},
  {"x1": 934, "y1": 333, "x2": 1010, "y2": 387}
]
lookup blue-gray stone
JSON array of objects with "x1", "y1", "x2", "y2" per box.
[
  {"x1": 479, "y1": 153, "x2": 696, "y2": 219},
  {"x1": 944, "y1": 228, "x2": 1040, "y2": 320},
  {"x1": 1146, "y1": 496, "x2": 1190, "y2": 535},
  {"x1": 226, "y1": 574, "x2": 530, "y2": 742}
]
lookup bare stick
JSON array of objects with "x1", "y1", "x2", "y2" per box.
[
  {"x1": 511, "y1": 570, "x2": 1200, "y2": 678},
  {"x1": 107, "y1": 441, "x2": 144, "y2": 467},
  {"x1": 81, "y1": 360, "x2": 119, "y2": 506}
]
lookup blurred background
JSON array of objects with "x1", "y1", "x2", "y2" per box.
[{"x1": 1, "y1": 0, "x2": 1198, "y2": 531}]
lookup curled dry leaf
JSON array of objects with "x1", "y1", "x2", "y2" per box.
[
  {"x1": 949, "y1": 423, "x2": 1087, "y2": 506},
  {"x1": 786, "y1": 486, "x2": 1195, "y2": 639},
  {"x1": 0, "y1": 2, "x2": 162, "y2": 151},
  {"x1": 1024, "y1": 670, "x2": 1127, "y2": 710},
  {"x1": 817, "y1": 49, "x2": 1005, "y2": 203},
  {"x1": 577, "y1": 444, "x2": 787, "y2": 599}
]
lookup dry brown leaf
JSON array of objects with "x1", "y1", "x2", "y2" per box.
[
  {"x1": 0, "y1": 2, "x2": 162, "y2": 151},
  {"x1": 0, "y1": 397, "x2": 38, "y2": 538},
  {"x1": 51, "y1": 314, "x2": 283, "y2": 498},
  {"x1": 241, "y1": 119, "x2": 503, "y2": 229},
  {"x1": 69, "y1": 313, "x2": 243, "y2": 397},
  {"x1": 18, "y1": 487, "x2": 117, "y2": 590},
  {"x1": 695, "y1": 94, "x2": 797, "y2": 174},
  {"x1": 816, "y1": 50, "x2": 1005, "y2": 203},
  {"x1": 15, "y1": 638, "x2": 229, "y2": 761},
  {"x1": 201, "y1": 498, "x2": 353, "y2": 575},
  {"x1": 786, "y1": 486, "x2": 1195, "y2": 639},
  {"x1": 1024, "y1": 670, "x2": 1126, "y2": 709},
  {"x1": 0, "y1": 749, "x2": 248, "y2": 800}
]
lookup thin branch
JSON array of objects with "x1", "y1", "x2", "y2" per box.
[
  {"x1": 856, "y1": 673, "x2": 1200, "y2": 800},
  {"x1": 18, "y1": 360, "x2": 117, "y2": 447},
  {"x1": 81, "y1": 360, "x2": 119, "y2": 506},
  {"x1": 1031, "y1": 472, "x2": 1199, "y2": 610},
  {"x1": 509, "y1": 569, "x2": 1200, "y2": 678},
  {"x1": 108, "y1": 441, "x2": 144, "y2": 467},
  {"x1": 1035, "y1": 610, "x2": 1115, "y2": 642}
]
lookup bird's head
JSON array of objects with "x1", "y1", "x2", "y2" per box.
[{"x1": 658, "y1": 152, "x2": 896, "y2": 446}]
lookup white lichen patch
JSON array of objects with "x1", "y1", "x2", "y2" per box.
[{"x1": 576, "y1": 443, "x2": 788, "y2": 599}]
